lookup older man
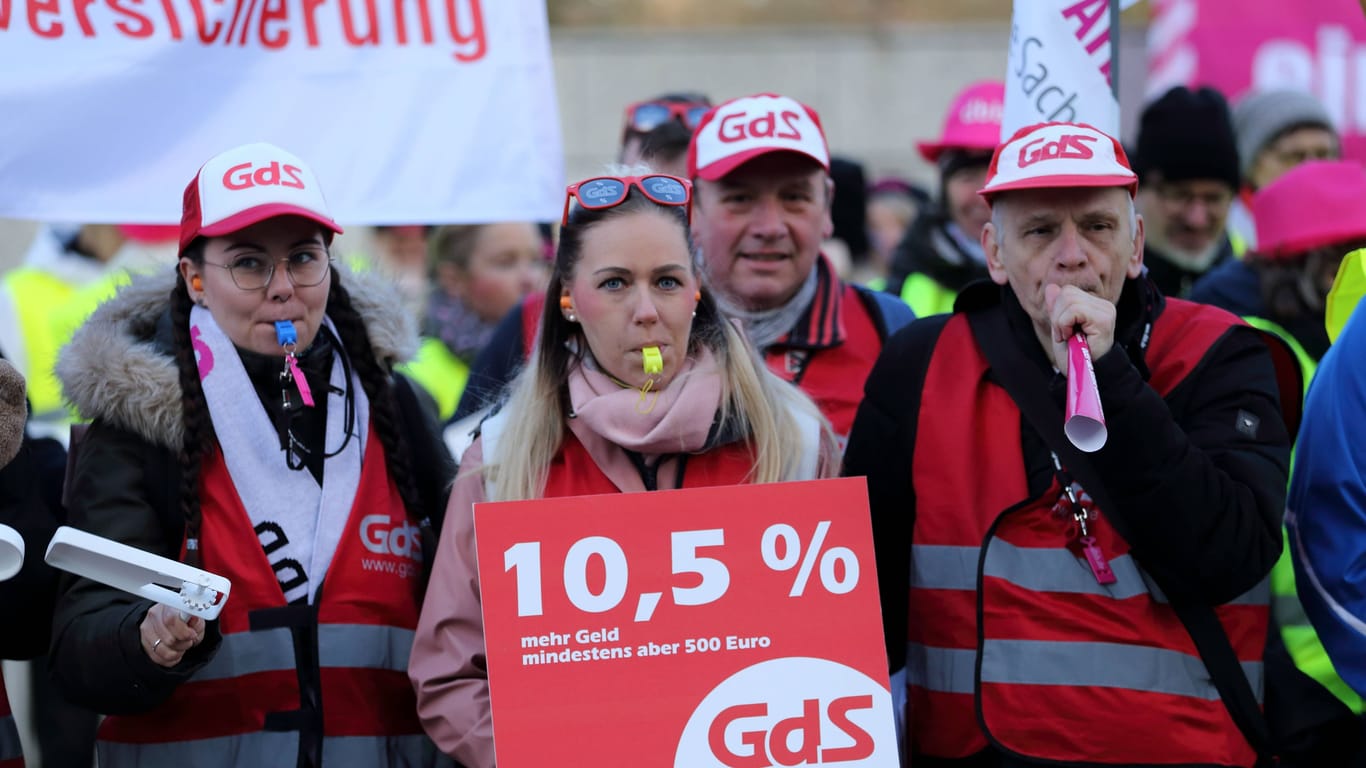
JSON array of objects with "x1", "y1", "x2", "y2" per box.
[
  {"x1": 844, "y1": 122, "x2": 1300, "y2": 766},
  {"x1": 454, "y1": 93, "x2": 911, "y2": 441}
]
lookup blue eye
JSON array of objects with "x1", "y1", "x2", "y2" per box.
[
  {"x1": 658, "y1": 276, "x2": 682, "y2": 290},
  {"x1": 231, "y1": 256, "x2": 266, "y2": 271},
  {"x1": 600, "y1": 277, "x2": 625, "y2": 290}
]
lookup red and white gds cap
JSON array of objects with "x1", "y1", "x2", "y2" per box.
[
  {"x1": 978, "y1": 122, "x2": 1138, "y2": 202},
  {"x1": 179, "y1": 142, "x2": 342, "y2": 253},
  {"x1": 687, "y1": 93, "x2": 831, "y2": 182}
]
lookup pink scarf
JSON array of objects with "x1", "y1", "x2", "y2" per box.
[{"x1": 567, "y1": 348, "x2": 723, "y2": 461}]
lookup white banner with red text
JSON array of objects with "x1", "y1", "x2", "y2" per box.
[
  {"x1": 0, "y1": 0, "x2": 563, "y2": 225},
  {"x1": 1004, "y1": 0, "x2": 1142, "y2": 140}
]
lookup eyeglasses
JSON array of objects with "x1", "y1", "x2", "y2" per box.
[
  {"x1": 623, "y1": 101, "x2": 711, "y2": 134},
  {"x1": 1154, "y1": 183, "x2": 1234, "y2": 211},
  {"x1": 562, "y1": 175, "x2": 693, "y2": 227},
  {"x1": 204, "y1": 252, "x2": 333, "y2": 290}
]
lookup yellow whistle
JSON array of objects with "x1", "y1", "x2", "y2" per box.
[{"x1": 642, "y1": 346, "x2": 663, "y2": 375}]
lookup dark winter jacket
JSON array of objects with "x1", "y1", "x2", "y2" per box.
[
  {"x1": 1145, "y1": 234, "x2": 1235, "y2": 300},
  {"x1": 0, "y1": 434, "x2": 65, "y2": 661},
  {"x1": 843, "y1": 277, "x2": 1297, "y2": 766},
  {"x1": 884, "y1": 206, "x2": 989, "y2": 309},
  {"x1": 1191, "y1": 257, "x2": 1330, "y2": 362},
  {"x1": 48, "y1": 270, "x2": 453, "y2": 715}
]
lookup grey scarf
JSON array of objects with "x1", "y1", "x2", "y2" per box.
[{"x1": 716, "y1": 266, "x2": 819, "y2": 352}]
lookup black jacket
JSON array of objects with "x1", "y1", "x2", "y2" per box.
[
  {"x1": 885, "y1": 206, "x2": 989, "y2": 301},
  {"x1": 843, "y1": 277, "x2": 1295, "y2": 765},
  {"x1": 1144, "y1": 234, "x2": 1235, "y2": 300},
  {"x1": 0, "y1": 435, "x2": 65, "y2": 660},
  {"x1": 49, "y1": 272, "x2": 454, "y2": 718}
]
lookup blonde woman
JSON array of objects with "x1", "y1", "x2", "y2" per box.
[{"x1": 408, "y1": 172, "x2": 838, "y2": 767}]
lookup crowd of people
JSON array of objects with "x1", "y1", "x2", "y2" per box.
[{"x1": 0, "y1": 75, "x2": 1364, "y2": 768}]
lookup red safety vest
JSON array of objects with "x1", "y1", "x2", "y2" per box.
[
  {"x1": 907, "y1": 299, "x2": 1269, "y2": 766},
  {"x1": 96, "y1": 431, "x2": 436, "y2": 767},
  {"x1": 541, "y1": 431, "x2": 756, "y2": 497},
  {"x1": 764, "y1": 282, "x2": 885, "y2": 439},
  {"x1": 0, "y1": 678, "x2": 22, "y2": 768}
]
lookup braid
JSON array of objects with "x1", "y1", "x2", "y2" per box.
[
  {"x1": 169, "y1": 274, "x2": 218, "y2": 569},
  {"x1": 325, "y1": 276, "x2": 425, "y2": 525}
]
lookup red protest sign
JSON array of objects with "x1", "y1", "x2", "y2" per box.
[{"x1": 473, "y1": 477, "x2": 899, "y2": 767}]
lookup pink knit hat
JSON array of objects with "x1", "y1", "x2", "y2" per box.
[
  {"x1": 917, "y1": 81, "x2": 1005, "y2": 163},
  {"x1": 1254, "y1": 160, "x2": 1366, "y2": 259}
]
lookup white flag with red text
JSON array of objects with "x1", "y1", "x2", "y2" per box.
[
  {"x1": 0, "y1": 0, "x2": 563, "y2": 225},
  {"x1": 1003, "y1": 0, "x2": 1141, "y2": 140}
]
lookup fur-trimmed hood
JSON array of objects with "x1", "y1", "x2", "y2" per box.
[{"x1": 56, "y1": 266, "x2": 418, "y2": 451}]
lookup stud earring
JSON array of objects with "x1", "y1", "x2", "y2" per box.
[{"x1": 566, "y1": 313, "x2": 577, "y2": 323}]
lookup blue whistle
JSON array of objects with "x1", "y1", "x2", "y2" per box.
[{"x1": 274, "y1": 320, "x2": 298, "y2": 346}]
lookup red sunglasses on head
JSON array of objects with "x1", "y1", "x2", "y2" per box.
[
  {"x1": 562, "y1": 175, "x2": 693, "y2": 227},
  {"x1": 622, "y1": 101, "x2": 712, "y2": 134}
]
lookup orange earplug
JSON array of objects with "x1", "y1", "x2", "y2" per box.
[
  {"x1": 191, "y1": 275, "x2": 203, "y2": 292},
  {"x1": 560, "y1": 295, "x2": 573, "y2": 311},
  {"x1": 695, "y1": 290, "x2": 702, "y2": 302}
]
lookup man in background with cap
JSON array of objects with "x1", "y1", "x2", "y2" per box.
[
  {"x1": 845, "y1": 120, "x2": 1299, "y2": 765},
  {"x1": 687, "y1": 92, "x2": 914, "y2": 439},
  {"x1": 452, "y1": 92, "x2": 912, "y2": 443},
  {"x1": 1227, "y1": 89, "x2": 1339, "y2": 253},
  {"x1": 886, "y1": 80, "x2": 1004, "y2": 317},
  {"x1": 1133, "y1": 85, "x2": 1244, "y2": 298}
]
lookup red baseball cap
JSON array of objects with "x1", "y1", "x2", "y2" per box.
[
  {"x1": 687, "y1": 93, "x2": 830, "y2": 182},
  {"x1": 978, "y1": 122, "x2": 1138, "y2": 202},
  {"x1": 179, "y1": 142, "x2": 342, "y2": 254}
]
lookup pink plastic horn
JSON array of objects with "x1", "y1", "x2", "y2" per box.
[{"x1": 1065, "y1": 334, "x2": 1107, "y2": 452}]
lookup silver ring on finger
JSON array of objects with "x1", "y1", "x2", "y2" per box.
[{"x1": 153, "y1": 638, "x2": 162, "y2": 651}]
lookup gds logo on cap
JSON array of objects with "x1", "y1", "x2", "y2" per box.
[
  {"x1": 688, "y1": 94, "x2": 831, "y2": 182},
  {"x1": 978, "y1": 122, "x2": 1137, "y2": 202},
  {"x1": 180, "y1": 142, "x2": 342, "y2": 253},
  {"x1": 673, "y1": 657, "x2": 898, "y2": 767}
]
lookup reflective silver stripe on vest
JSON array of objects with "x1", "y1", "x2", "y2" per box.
[
  {"x1": 98, "y1": 731, "x2": 298, "y2": 768},
  {"x1": 98, "y1": 733, "x2": 448, "y2": 768},
  {"x1": 195, "y1": 626, "x2": 295, "y2": 681},
  {"x1": 1273, "y1": 591, "x2": 1311, "y2": 628},
  {"x1": 906, "y1": 642, "x2": 976, "y2": 695},
  {"x1": 318, "y1": 624, "x2": 414, "y2": 672},
  {"x1": 195, "y1": 624, "x2": 414, "y2": 682},
  {"x1": 914, "y1": 542, "x2": 1153, "y2": 600},
  {"x1": 907, "y1": 641, "x2": 1264, "y2": 702},
  {"x1": 914, "y1": 543, "x2": 1270, "y2": 606},
  {"x1": 0, "y1": 713, "x2": 21, "y2": 761},
  {"x1": 323, "y1": 734, "x2": 451, "y2": 767}
]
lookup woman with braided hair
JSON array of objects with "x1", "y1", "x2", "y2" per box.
[{"x1": 50, "y1": 143, "x2": 455, "y2": 768}]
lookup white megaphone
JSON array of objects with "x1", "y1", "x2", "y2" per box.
[
  {"x1": 0, "y1": 523, "x2": 24, "y2": 581},
  {"x1": 45, "y1": 526, "x2": 231, "y2": 620}
]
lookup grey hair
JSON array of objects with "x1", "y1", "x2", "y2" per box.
[{"x1": 991, "y1": 191, "x2": 1139, "y2": 245}]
